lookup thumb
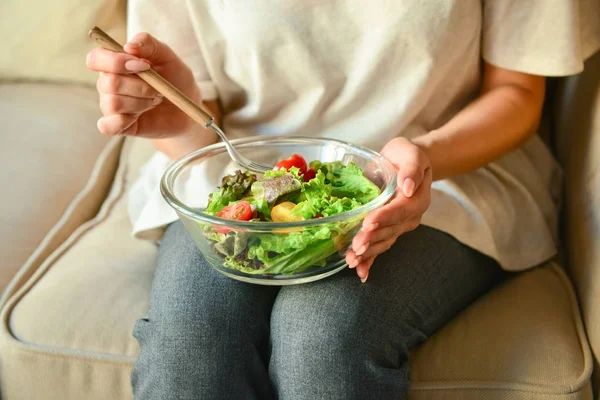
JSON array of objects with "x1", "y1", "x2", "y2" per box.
[
  {"x1": 398, "y1": 161, "x2": 425, "y2": 198},
  {"x1": 123, "y1": 32, "x2": 178, "y2": 66}
]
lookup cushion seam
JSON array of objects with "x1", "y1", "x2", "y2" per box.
[
  {"x1": 0, "y1": 136, "x2": 124, "y2": 308},
  {"x1": 407, "y1": 382, "x2": 592, "y2": 397},
  {"x1": 0, "y1": 139, "x2": 131, "y2": 359},
  {"x1": 3, "y1": 344, "x2": 136, "y2": 367}
]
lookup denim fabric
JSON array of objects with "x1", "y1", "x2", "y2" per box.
[{"x1": 132, "y1": 221, "x2": 506, "y2": 400}]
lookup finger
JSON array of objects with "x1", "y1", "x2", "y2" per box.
[
  {"x1": 100, "y1": 93, "x2": 163, "y2": 115},
  {"x1": 380, "y1": 138, "x2": 431, "y2": 198},
  {"x1": 352, "y1": 224, "x2": 403, "y2": 253},
  {"x1": 363, "y1": 185, "x2": 430, "y2": 230},
  {"x1": 123, "y1": 32, "x2": 179, "y2": 65},
  {"x1": 356, "y1": 257, "x2": 375, "y2": 282},
  {"x1": 86, "y1": 48, "x2": 150, "y2": 74},
  {"x1": 118, "y1": 119, "x2": 140, "y2": 137},
  {"x1": 346, "y1": 249, "x2": 359, "y2": 269},
  {"x1": 97, "y1": 72, "x2": 159, "y2": 99},
  {"x1": 396, "y1": 148, "x2": 428, "y2": 198},
  {"x1": 362, "y1": 196, "x2": 408, "y2": 230},
  {"x1": 355, "y1": 237, "x2": 396, "y2": 261},
  {"x1": 399, "y1": 162, "x2": 423, "y2": 198},
  {"x1": 97, "y1": 114, "x2": 139, "y2": 136}
]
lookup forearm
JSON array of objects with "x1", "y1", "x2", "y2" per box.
[
  {"x1": 412, "y1": 65, "x2": 545, "y2": 180},
  {"x1": 152, "y1": 99, "x2": 221, "y2": 160}
]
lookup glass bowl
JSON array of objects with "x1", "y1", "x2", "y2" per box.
[{"x1": 161, "y1": 136, "x2": 397, "y2": 285}]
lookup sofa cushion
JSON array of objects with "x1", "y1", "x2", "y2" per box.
[
  {"x1": 0, "y1": 0, "x2": 126, "y2": 86},
  {"x1": 0, "y1": 83, "x2": 121, "y2": 294},
  {"x1": 409, "y1": 265, "x2": 593, "y2": 399},
  {"x1": 0, "y1": 136, "x2": 592, "y2": 399},
  {"x1": 0, "y1": 138, "x2": 154, "y2": 400}
]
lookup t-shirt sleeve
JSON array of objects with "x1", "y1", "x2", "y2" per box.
[
  {"x1": 482, "y1": 0, "x2": 600, "y2": 76},
  {"x1": 127, "y1": 0, "x2": 218, "y2": 100}
]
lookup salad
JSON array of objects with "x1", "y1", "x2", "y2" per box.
[{"x1": 202, "y1": 154, "x2": 381, "y2": 275}]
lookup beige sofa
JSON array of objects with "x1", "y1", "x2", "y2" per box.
[{"x1": 1, "y1": 3, "x2": 599, "y2": 399}]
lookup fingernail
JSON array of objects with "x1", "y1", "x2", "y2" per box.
[
  {"x1": 355, "y1": 243, "x2": 369, "y2": 256},
  {"x1": 152, "y1": 95, "x2": 164, "y2": 105},
  {"x1": 403, "y1": 178, "x2": 416, "y2": 197},
  {"x1": 366, "y1": 223, "x2": 379, "y2": 232},
  {"x1": 125, "y1": 59, "x2": 151, "y2": 72},
  {"x1": 125, "y1": 40, "x2": 143, "y2": 49},
  {"x1": 348, "y1": 259, "x2": 359, "y2": 269},
  {"x1": 361, "y1": 273, "x2": 369, "y2": 283}
]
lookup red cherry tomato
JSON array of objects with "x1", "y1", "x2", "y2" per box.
[
  {"x1": 215, "y1": 201, "x2": 253, "y2": 233},
  {"x1": 216, "y1": 201, "x2": 253, "y2": 220},
  {"x1": 302, "y1": 168, "x2": 316, "y2": 182},
  {"x1": 274, "y1": 154, "x2": 307, "y2": 174}
]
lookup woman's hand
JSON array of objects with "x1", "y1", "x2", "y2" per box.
[
  {"x1": 86, "y1": 32, "x2": 200, "y2": 139},
  {"x1": 346, "y1": 137, "x2": 432, "y2": 282}
]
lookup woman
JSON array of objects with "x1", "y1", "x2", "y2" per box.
[{"x1": 86, "y1": 1, "x2": 599, "y2": 399}]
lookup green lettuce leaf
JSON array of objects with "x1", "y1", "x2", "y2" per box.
[
  {"x1": 308, "y1": 160, "x2": 322, "y2": 171},
  {"x1": 260, "y1": 238, "x2": 338, "y2": 274},
  {"x1": 290, "y1": 169, "x2": 365, "y2": 219},
  {"x1": 321, "y1": 197, "x2": 363, "y2": 217},
  {"x1": 263, "y1": 166, "x2": 303, "y2": 180},
  {"x1": 302, "y1": 170, "x2": 328, "y2": 202},
  {"x1": 289, "y1": 170, "x2": 329, "y2": 219},
  {"x1": 327, "y1": 162, "x2": 381, "y2": 204},
  {"x1": 247, "y1": 197, "x2": 271, "y2": 220},
  {"x1": 248, "y1": 227, "x2": 332, "y2": 262},
  {"x1": 291, "y1": 200, "x2": 318, "y2": 220}
]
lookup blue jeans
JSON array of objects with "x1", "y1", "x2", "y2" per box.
[{"x1": 132, "y1": 221, "x2": 506, "y2": 399}]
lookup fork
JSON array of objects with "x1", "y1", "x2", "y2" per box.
[{"x1": 88, "y1": 26, "x2": 273, "y2": 174}]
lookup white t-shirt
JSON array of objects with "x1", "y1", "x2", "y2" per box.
[{"x1": 127, "y1": 0, "x2": 600, "y2": 271}]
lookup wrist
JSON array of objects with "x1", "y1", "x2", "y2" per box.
[{"x1": 410, "y1": 132, "x2": 435, "y2": 159}]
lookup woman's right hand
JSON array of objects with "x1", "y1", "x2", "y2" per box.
[{"x1": 86, "y1": 32, "x2": 200, "y2": 138}]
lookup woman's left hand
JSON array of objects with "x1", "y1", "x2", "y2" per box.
[{"x1": 346, "y1": 137, "x2": 433, "y2": 282}]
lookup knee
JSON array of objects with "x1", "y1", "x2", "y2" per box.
[
  {"x1": 131, "y1": 316, "x2": 198, "y2": 396},
  {"x1": 270, "y1": 292, "x2": 412, "y2": 369},
  {"x1": 131, "y1": 314, "x2": 234, "y2": 399},
  {"x1": 270, "y1": 294, "x2": 414, "y2": 399},
  {"x1": 271, "y1": 305, "x2": 357, "y2": 360}
]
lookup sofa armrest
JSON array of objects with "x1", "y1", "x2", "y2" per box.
[
  {"x1": 0, "y1": 83, "x2": 123, "y2": 300},
  {"x1": 553, "y1": 50, "x2": 600, "y2": 395}
]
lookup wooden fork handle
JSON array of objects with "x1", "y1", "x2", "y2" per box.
[{"x1": 88, "y1": 26, "x2": 214, "y2": 127}]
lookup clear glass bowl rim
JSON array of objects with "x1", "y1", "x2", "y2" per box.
[{"x1": 160, "y1": 135, "x2": 397, "y2": 232}]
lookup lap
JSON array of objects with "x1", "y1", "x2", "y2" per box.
[
  {"x1": 149, "y1": 221, "x2": 504, "y2": 340},
  {"x1": 272, "y1": 224, "x2": 506, "y2": 347},
  {"x1": 134, "y1": 221, "x2": 279, "y2": 399},
  {"x1": 268, "y1": 225, "x2": 506, "y2": 399},
  {"x1": 145, "y1": 220, "x2": 278, "y2": 328},
  {"x1": 141, "y1": 222, "x2": 505, "y2": 399}
]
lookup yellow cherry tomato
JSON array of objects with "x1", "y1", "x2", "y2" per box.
[{"x1": 271, "y1": 202, "x2": 303, "y2": 223}]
